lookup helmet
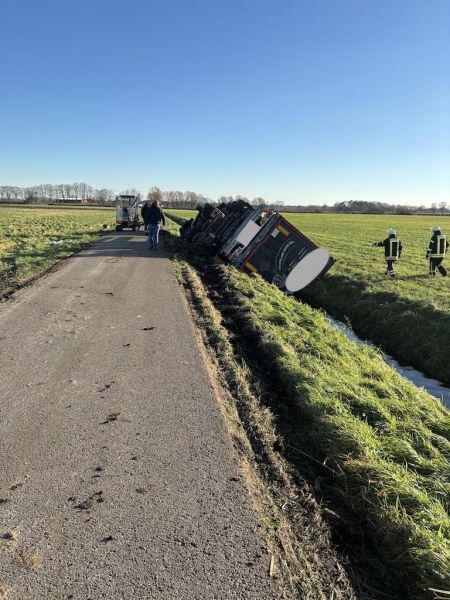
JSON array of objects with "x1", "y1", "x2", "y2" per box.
[
  {"x1": 388, "y1": 228, "x2": 396, "y2": 236},
  {"x1": 431, "y1": 224, "x2": 441, "y2": 233}
]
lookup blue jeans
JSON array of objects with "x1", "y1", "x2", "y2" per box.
[{"x1": 148, "y1": 224, "x2": 161, "y2": 249}]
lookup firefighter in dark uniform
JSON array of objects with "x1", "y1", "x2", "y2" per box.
[
  {"x1": 427, "y1": 225, "x2": 448, "y2": 277},
  {"x1": 372, "y1": 229, "x2": 402, "y2": 277}
]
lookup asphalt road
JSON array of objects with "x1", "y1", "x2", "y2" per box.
[{"x1": 0, "y1": 232, "x2": 281, "y2": 600}]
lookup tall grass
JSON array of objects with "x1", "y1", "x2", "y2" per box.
[{"x1": 221, "y1": 267, "x2": 450, "y2": 598}]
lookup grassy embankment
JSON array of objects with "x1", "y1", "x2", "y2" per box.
[
  {"x1": 165, "y1": 212, "x2": 450, "y2": 599},
  {"x1": 282, "y1": 213, "x2": 450, "y2": 385},
  {"x1": 0, "y1": 205, "x2": 114, "y2": 296}
]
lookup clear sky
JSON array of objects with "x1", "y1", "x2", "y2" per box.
[{"x1": 0, "y1": 0, "x2": 449, "y2": 205}]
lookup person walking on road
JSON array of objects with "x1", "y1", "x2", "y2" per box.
[
  {"x1": 141, "y1": 202, "x2": 149, "y2": 234},
  {"x1": 145, "y1": 199, "x2": 166, "y2": 250},
  {"x1": 372, "y1": 228, "x2": 403, "y2": 277},
  {"x1": 427, "y1": 225, "x2": 448, "y2": 277}
]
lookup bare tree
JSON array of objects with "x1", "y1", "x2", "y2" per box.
[
  {"x1": 79, "y1": 182, "x2": 88, "y2": 201},
  {"x1": 121, "y1": 188, "x2": 141, "y2": 197},
  {"x1": 10, "y1": 186, "x2": 22, "y2": 202},
  {"x1": 95, "y1": 188, "x2": 109, "y2": 203},
  {"x1": 43, "y1": 184, "x2": 56, "y2": 202},
  {"x1": 64, "y1": 183, "x2": 72, "y2": 199},
  {"x1": 72, "y1": 182, "x2": 80, "y2": 202},
  {"x1": 147, "y1": 186, "x2": 163, "y2": 204},
  {"x1": 251, "y1": 197, "x2": 265, "y2": 207}
]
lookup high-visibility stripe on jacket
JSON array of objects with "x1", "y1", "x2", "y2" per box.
[
  {"x1": 386, "y1": 238, "x2": 400, "y2": 260},
  {"x1": 429, "y1": 234, "x2": 448, "y2": 258},
  {"x1": 376, "y1": 237, "x2": 402, "y2": 260}
]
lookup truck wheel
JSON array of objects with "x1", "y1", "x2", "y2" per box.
[{"x1": 115, "y1": 225, "x2": 122, "y2": 232}]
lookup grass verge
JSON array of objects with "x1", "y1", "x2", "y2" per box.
[
  {"x1": 174, "y1": 260, "x2": 361, "y2": 599},
  {"x1": 299, "y1": 275, "x2": 450, "y2": 385},
  {"x1": 164, "y1": 219, "x2": 450, "y2": 600},
  {"x1": 0, "y1": 205, "x2": 114, "y2": 298}
]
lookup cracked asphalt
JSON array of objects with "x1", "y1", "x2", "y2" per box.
[{"x1": 0, "y1": 232, "x2": 281, "y2": 600}]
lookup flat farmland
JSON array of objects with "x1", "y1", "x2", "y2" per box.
[
  {"x1": 284, "y1": 213, "x2": 450, "y2": 314},
  {"x1": 284, "y1": 214, "x2": 450, "y2": 383},
  {"x1": 166, "y1": 209, "x2": 197, "y2": 222},
  {"x1": 0, "y1": 205, "x2": 114, "y2": 295}
]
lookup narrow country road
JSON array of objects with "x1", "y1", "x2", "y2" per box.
[{"x1": 0, "y1": 233, "x2": 281, "y2": 600}]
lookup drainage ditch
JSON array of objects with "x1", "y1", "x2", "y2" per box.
[{"x1": 327, "y1": 316, "x2": 450, "y2": 409}]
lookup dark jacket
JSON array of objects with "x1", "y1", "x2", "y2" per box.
[
  {"x1": 145, "y1": 203, "x2": 166, "y2": 226},
  {"x1": 141, "y1": 203, "x2": 149, "y2": 221},
  {"x1": 427, "y1": 232, "x2": 448, "y2": 258},
  {"x1": 375, "y1": 235, "x2": 402, "y2": 260}
]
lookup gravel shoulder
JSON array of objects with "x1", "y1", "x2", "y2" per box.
[{"x1": 0, "y1": 232, "x2": 281, "y2": 599}]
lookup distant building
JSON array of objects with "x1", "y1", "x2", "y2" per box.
[{"x1": 49, "y1": 198, "x2": 90, "y2": 205}]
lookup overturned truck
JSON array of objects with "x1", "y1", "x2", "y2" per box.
[{"x1": 181, "y1": 200, "x2": 335, "y2": 293}]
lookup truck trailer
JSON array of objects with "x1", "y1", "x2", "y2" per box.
[{"x1": 182, "y1": 201, "x2": 334, "y2": 293}]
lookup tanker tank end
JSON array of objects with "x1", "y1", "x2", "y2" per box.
[{"x1": 183, "y1": 202, "x2": 334, "y2": 293}]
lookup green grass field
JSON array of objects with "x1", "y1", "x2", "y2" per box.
[
  {"x1": 167, "y1": 209, "x2": 450, "y2": 384},
  {"x1": 285, "y1": 214, "x2": 450, "y2": 384},
  {"x1": 284, "y1": 213, "x2": 450, "y2": 312},
  {"x1": 166, "y1": 209, "x2": 197, "y2": 222},
  {"x1": 0, "y1": 205, "x2": 114, "y2": 295}
]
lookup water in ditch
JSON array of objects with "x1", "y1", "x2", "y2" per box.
[{"x1": 328, "y1": 317, "x2": 450, "y2": 409}]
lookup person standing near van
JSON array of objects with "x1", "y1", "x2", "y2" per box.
[
  {"x1": 145, "y1": 199, "x2": 166, "y2": 250},
  {"x1": 427, "y1": 225, "x2": 448, "y2": 277},
  {"x1": 141, "y1": 202, "x2": 149, "y2": 233},
  {"x1": 372, "y1": 229, "x2": 402, "y2": 277}
]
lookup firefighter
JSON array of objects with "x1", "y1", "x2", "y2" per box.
[
  {"x1": 372, "y1": 229, "x2": 402, "y2": 277},
  {"x1": 427, "y1": 225, "x2": 448, "y2": 277}
]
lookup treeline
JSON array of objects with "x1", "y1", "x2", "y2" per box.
[
  {"x1": 281, "y1": 200, "x2": 450, "y2": 214},
  {"x1": 161, "y1": 193, "x2": 450, "y2": 215},
  {"x1": 0, "y1": 183, "x2": 115, "y2": 204},
  {"x1": 160, "y1": 190, "x2": 286, "y2": 210},
  {"x1": 1, "y1": 184, "x2": 448, "y2": 215},
  {"x1": 331, "y1": 199, "x2": 450, "y2": 215}
]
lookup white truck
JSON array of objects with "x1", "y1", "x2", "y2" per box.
[{"x1": 115, "y1": 194, "x2": 143, "y2": 231}]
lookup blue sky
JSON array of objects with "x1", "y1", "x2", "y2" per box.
[{"x1": 0, "y1": 0, "x2": 449, "y2": 205}]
